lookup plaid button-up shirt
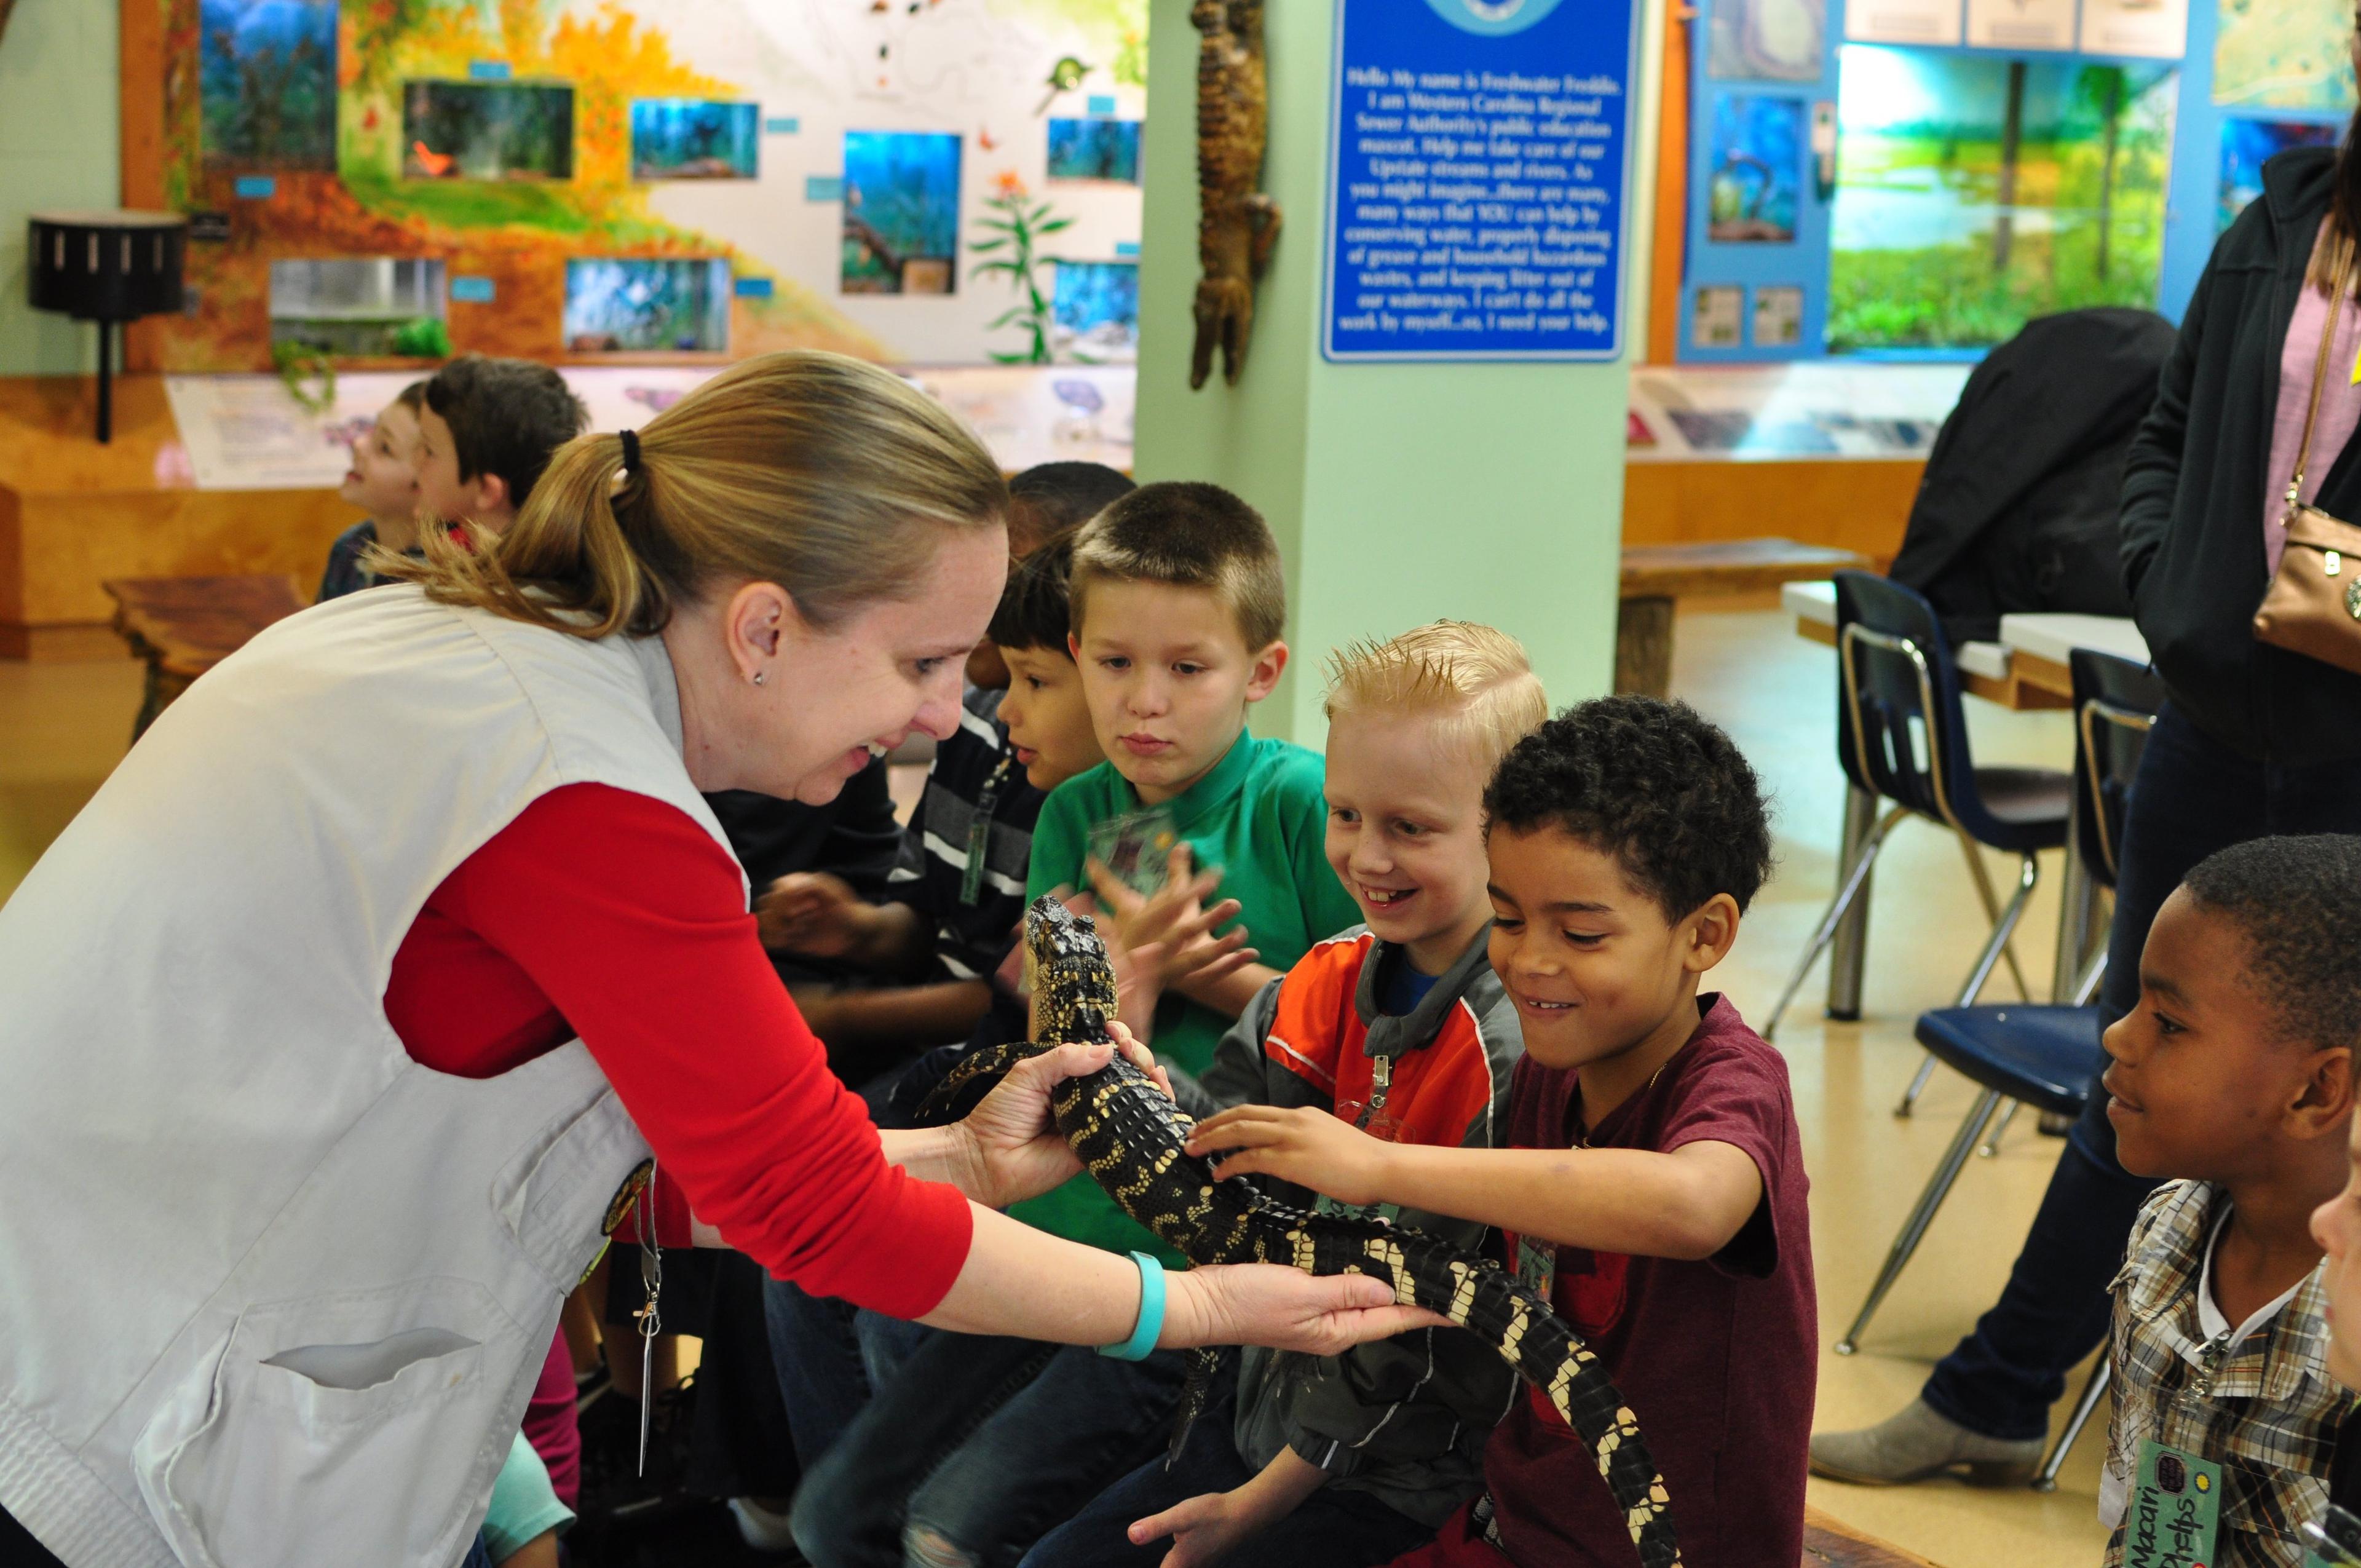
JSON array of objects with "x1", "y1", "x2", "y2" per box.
[{"x1": 2103, "y1": 1180, "x2": 2352, "y2": 1568}]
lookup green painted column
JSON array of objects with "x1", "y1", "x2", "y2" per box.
[
  {"x1": 1133, "y1": 0, "x2": 1635, "y2": 745},
  {"x1": 0, "y1": 0, "x2": 122, "y2": 376}
]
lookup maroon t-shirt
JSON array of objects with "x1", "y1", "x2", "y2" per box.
[{"x1": 1484, "y1": 994, "x2": 1816, "y2": 1568}]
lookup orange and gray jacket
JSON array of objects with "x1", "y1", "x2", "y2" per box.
[{"x1": 1197, "y1": 925, "x2": 1524, "y2": 1528}]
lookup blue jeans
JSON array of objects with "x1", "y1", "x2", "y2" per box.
[
  {"x1": 1921, "y1": 702, "x2": 2361, "y2": 1441},
  {"x1": 765, "y1": 1277, "x2": 935, "y2": 1470},
  {"x1": 1018, "y1": 1383, "x2": 1436, "y2": 1568},
  {"x1": 790, "y1": 1331, "x2": 1188, "y2": 1568}
]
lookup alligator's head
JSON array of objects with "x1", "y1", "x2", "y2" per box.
[{"x1": 1024, "y1": 895, "x2": 1120, "y2": 1044}]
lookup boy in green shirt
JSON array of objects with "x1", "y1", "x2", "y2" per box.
[{"x1": 1016, "y1": 480, "x2": 1362, "y2": 1257}]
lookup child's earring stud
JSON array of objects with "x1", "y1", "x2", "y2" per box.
[{"x1": 753, "y1": 671, "x2": 766, "y2": 686}]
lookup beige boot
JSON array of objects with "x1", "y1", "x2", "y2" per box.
[{"x1": 1809, "y1": 1398, "x2": 2044, "y2": 1487}]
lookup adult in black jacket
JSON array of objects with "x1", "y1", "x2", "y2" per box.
[{"x1": 1813, "y1": 140, "x2": 2361, "y2": 1486}]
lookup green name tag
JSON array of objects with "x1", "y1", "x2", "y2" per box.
[
  {"x1": 2126, "y1": 1438, "x2": 2221, "y2": 1568},
  {"x1": 1514, "y1": 1233, "x2": 1555, "y2": 1300}
]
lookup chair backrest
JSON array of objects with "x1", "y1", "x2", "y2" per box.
[
  {"x1": 1831, "y1": 571, "x2": 1983, "y2": 830},
  {"x1": 2068, "y1": 648, "x2": 2164, "y2": 891}
]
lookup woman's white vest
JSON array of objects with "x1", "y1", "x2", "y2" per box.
[{"x1": 0, "y1": 587, "x2": 740, "y2": 1567}]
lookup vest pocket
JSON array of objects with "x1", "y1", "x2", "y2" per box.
[
  {"x1": 135, "y1": 1277, "x2": 523, "y2": 1568},
  {"x1": 492, "y1": 1081, "x2": 651, "y2": 1293}
]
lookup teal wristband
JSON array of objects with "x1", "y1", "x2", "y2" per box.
[{"x1": 1097, "y1": 1251, "x2": 1166, "y2": 1361}]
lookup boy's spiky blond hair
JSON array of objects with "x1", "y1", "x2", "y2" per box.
[{"x1": 1323, "y1": 620, "x2": 1548, "y2": 774}]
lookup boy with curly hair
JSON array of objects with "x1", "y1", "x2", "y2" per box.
[{"x1": 1193, "y1": 695, "x2": 1815, "y2": 1567}]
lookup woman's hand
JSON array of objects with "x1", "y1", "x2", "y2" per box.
[
  {"x1": 1162, "y1": 1264, "x2": 1442, "y2": 1356},
  {"x1": 1186, "y1": 1105, "x2": 1396, "y2": 1208},
  {"x1": 952, "y1": 1026, "x2": 1173, "y2": 1208}
]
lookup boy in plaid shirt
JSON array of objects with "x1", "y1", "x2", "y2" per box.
[{"x1": 2099, "y1": 836, "x2": 2361, "y2": 1568}]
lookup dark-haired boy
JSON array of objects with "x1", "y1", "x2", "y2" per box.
[
  {"x1": 2092, "y1": 836, "x2": 2361, "y2": 1568},
  {"x1": 1193, "y1": 695, "x2": 1816, "y2": 1568},
  {"x1": 416, "y1": 355, "x2": 589, "y2": 533},
  {"x1": 968, "y1": 461, "x2": 1139, "y2": 691}
]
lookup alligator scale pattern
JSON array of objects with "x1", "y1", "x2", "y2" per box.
[{"x1": 918, "y1": 897, "x2": 1680, "y2": 1568}]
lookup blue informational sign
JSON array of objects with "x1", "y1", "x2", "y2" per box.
[
  {"x1": 449, "y1": 275, "x2": 496, "y2": 304},
  {"x1": 1322, "y1": 0, "x2": 1639, "y2": 362}
]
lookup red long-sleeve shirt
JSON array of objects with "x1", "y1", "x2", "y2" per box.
[{"x1": 382, "y1": 782, "x2": 971, "y2": 1320}]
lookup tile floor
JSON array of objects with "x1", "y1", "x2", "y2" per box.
[{"x1": 0, "y1": 608, "x2": 2116, "y2": 1567}]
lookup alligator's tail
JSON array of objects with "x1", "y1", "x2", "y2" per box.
[{"x1": 1294, "y1": 1222, "x2": 1680, "y2": 1568}]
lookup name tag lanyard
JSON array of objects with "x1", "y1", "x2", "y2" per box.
[{"x1": 960, "y1": 754, "x2": 1016, "y2": 908}]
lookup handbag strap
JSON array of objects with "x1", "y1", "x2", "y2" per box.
[{"x1": 2286, "y1": 264, "x2": 2350, "y2": 523}]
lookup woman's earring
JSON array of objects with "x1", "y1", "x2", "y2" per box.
[{"x1": 753, "y1": 671, "x2": 767, "y2": 687}]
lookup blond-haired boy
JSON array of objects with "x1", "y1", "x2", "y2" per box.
[{"x1": 1018, "y1": 623, "x2": 1545, "y2": 1568}]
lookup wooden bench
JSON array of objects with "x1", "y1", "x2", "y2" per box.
[
  {"x1": 1618, "y1": 538, "x2": 1871, "y2": 698},
  {"x1": 103, "y1": 574, "x2": 308, "y2": 739},
  {"x1": 1803, "y1": 1505, "x2": 1944, "y2": 1567}
]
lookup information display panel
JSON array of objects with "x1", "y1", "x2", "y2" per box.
[{"x1": 1322, "y1": 0, "x2": 1640, "y2": 362}]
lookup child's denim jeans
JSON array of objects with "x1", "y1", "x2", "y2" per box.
[{"x1": 786, "y1": 1326, "x2": 1188, "y2": 1568}]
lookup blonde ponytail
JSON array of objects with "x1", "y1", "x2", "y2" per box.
[{"x1": 389, "y1": 351, "x2": 1009, "y2": 639}]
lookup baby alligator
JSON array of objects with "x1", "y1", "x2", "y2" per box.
[{"x1": 918, "y1": 897, "x2": 1680, "y2": 1568}]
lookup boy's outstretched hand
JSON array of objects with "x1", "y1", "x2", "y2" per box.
[
  {"x1": 1188, "y1": 1105, "x2": 1394, "y2": 1209},
  {"x1": 1083, "y1": 844, "x2": 1261, "y2": 1006}
]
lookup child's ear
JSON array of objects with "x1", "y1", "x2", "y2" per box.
[
  {"x1": 2292, "y1": 1046, "x2": 2357, "y2": 1138},
  {"x1": 475, "y1": 472, "x2": 512, "y2": 520},
  {"x1": 1243, "y1": 639, "x2": 1289, "y2": 703},
  {"x1": 1680, "y1": 893, "x2": 1742, "y2": 976}
]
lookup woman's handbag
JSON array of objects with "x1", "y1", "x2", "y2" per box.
[{"x1": 2253, "y1": 269, "x2": 2361, "y2": 675}]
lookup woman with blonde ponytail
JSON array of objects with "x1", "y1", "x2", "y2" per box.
[{"x1": 0, "y1": 351, "x2": 1431, "y2": 1567}]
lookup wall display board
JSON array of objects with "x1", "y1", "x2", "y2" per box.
[
  {"x1": 1320, "y1": 0, "x2": 1641, "y2": 362},
  {"x1": 1626, "y1": 361, "x2": 1969, "y2": 457},
  {"x1": 163, "y1": 362, "x2": 1137, "y2": 489},
  {"x1": 152, "y1": 0, "x2": 1149, "y2": 374},
  {"x1": 1679, "y1": 0, "x2": 2346, "y2": 363}
]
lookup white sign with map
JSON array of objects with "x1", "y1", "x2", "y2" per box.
[{"x1": 2079, "y1": 0, "x2": 2187, "y2": 61}]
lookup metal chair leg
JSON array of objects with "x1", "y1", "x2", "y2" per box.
[
  {"x1": 1957, "y1": 837, "x2": 2035, "y2": 1002},
  {"x1": 2071, "y1": 944, "x2": 2107, "y2": 1008},
  {"x1": 1900, "y1": 853, "x2": 2039, "y2": 1117},
  {"x1": 1764, "y1": 806, "x2": 1907, "y2": 1041},
  {"x1": 1837, "y1": 1085, "x2": 2004, "y2": 1356},
  {"x1": 1978, "y1": 1099, "x2": 2021, "y2": 1158},
  {"x1": 2031, "y1": 1358, "x2": 2113, "y2": 1492}
]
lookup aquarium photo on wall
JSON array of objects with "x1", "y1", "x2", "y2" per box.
[
  {"x1": 565, "y1": 258, "x2": 731, "y2": 354},
  {"x1": 632, "y1": 100, "x2": 760, "y2": 180},
  {"x1": 842, "y1": 130, "x2": 963, "y2": 295},
  {"x1": 404, "y1": 81, "x2": 575, "y2": 181},
  {"x1": 1046, "y1": 118, "x2": 1143, "y2": 183},
  {"x1": 1828, "y1": 46, "x2": 2177, "y2": 352},
  {"x1": 200, "y1": 0, "x2": 338, "y2": 169},
  {"x1": 1052, "y1": 259, "x2": 1140, "y2": 358},
  {"x1": 2219, "y1": 117, "x2": 2341, "y2": 231},
  {"x1": 1709, "y1": 95, "x2": 1805, "y2": 242}
]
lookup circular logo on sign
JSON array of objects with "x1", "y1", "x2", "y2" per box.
[
  {"x1": 2346, "y1": 577, "x2": 2361, "y2": 620},
  {"x1": 1421, "y1": 0, "x2": 1569, "y2": 35}
]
